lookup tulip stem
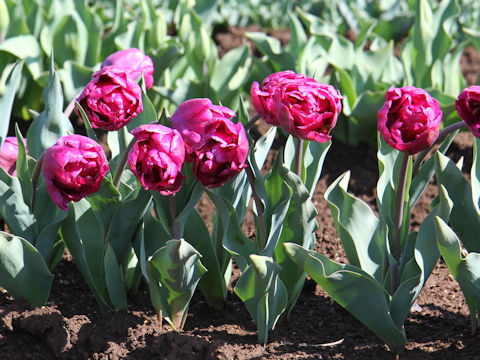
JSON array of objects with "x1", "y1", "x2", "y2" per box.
[
  {"x1": 113, "y1": 138, "x2": 137, "y2": 189},
  {"x1": 245, "y1": 161, "x2": 266, "y2": 251},
  {"x1": 31, "y1": 153, "x2": 44, "y2": 212},
  {"x1": 391, "y1": 153, "x2": 410, "y2": 294},
  {"x1": 412, "y1": 121, "x2": 466, "y2": 176},
  {"x1": 294, "y1": 138, "x2": 303, "y2": 178},
  {"x1": 245, "y1": 114, "x2": 261, "y2": 131},
  {"x1": 168, "y1": 195, "x2": 181, "y2": 239}
]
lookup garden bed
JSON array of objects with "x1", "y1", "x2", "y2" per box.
[{"x1": 2, "y1": 26, "x2": 480, "y2": 360}]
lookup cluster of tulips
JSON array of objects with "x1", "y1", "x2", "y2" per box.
[{"x1": 3, "y1": 46, "x2": 480, "y2": 353}]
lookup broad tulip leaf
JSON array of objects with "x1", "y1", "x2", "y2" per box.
[
  {"x1": 0, "y1": 35, "x2": 41, "y2": 78},
  {"x1": 234, "y1": 255, "x2": 287, "y2": 345},
  {"x1": 410, "y1": 130, "x2": 457, "y2": 206},
  {"x1": 86, "y1": 177, "x2": 121, "y2": 232},
  {"x1": 389, "y1": 185, "x2": 452, "y2": 328},
  {"x1": 211, "y1": 192, "x2": 256, "y2": 271},
  {"x1": 435, "y1": 217, "x2": 480, "y2": 324},
  {"x1": 325, "y1": 171, "x2": 384, "y2": 281},
  {"x1": 0, "y1": 60, "x2": 23, "y2": 148},
  {"x1": 283, "y1": 243, "x2": 406, "y2": 354},
  {"x1": 63, "y1": 200, "x2": 110, "y2": 310},
  {"x1": 14, "y1": 124, "x2": 32, "y2": 207},
  {"x1": 0, "y1": 167, "x2": 36, "y2": 242},
  {"x1": 211, "y1": 46, "x2": 251, "y2": 108},
  {"x1": 262, "y1": 152, "x2": 292, "y2": 256},
  {"x1": 286, "y1": 11, "x2": 307, "y2": 56},
  {"x1": 148, "y1": 239, "x2": 207, "y2": 330},
  {"x1": 275, "y1": 165, "x2": 317, "y2": 310},
  {"x1": 105, "y1": 188, "x2": 151, "y2": 263},
  {"x1": 435, "y1": 151, "x2": 480, "y2": 253},
  {"x1": 104, "y1": 243, "x2": 128, "y2": 310},
  {"x1": 183, "y1": 208, "x2": 227, "y2": 309},
  {"x1": 246, "y1": 32, "x2": 295, "y2": 71},
  {"x1": 471, "y1": 138, "x2": 480, "y2": 215},
  {"x1": 0, "y1": 231, "x2": 54, "y2": 307},
  {"x1": 27, "y1": 55, "x2": 73, "y2": 159},
  {"x1": 303, "y1": 140, "x2": 331, "y2": 196}
]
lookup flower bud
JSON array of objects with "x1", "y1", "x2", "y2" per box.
[
  {"x1": 251, "y1": 71, "x2": 343, "y2": 143},
  {"x1": 128, "y1": 124, "x2": 185, "y2": 195},
  {"x1": 377, "y1": 86, "x2": 442, "y2": 154},
  {"x1": 75, "y1": 66, "x2": 143, "y2": 131},
  {"x1": 101, "y1": 48, "x2": 155, "y2": 89},
  {"x1": 455, "y1": 86, "x2": 480, "y2": 138},
  {"x1": 0, "y1": 137, "x2": 27, "y2": 176},
  {"x1": 42, "y1": 135, "x2": 109, "y2": 211}
]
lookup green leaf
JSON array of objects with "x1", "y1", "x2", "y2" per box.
[
  {"x1": 0, "y1": 167, "x2": 37, "y2": 242},
  {"x1": 211, "y1": 46, "x2": 251, "y2": 108},
  {"x1": 0, "y1": 60, "x2": 23, "y2": 148},
  {"x1": 148, "y1": 239, "x2": 207, "y2": 330},
  {"x1": 435, "y1": 217, "x2": 480, "y2": 321},
  {"x1": 435, "y1": 151, "x2": 480, "y2": 252},
  {"x1": 14, "y1": 124, "x2": 32, "y2": 208},
  {"x1": 104, "y1": 243, "x2": 128, "y2": 310},
  {"x1": 389, "y1": 185, "x2": 452, "y2": 328},
  {"x1": 27, "y1": 55, "x2": 73, "y2": 159},
  {"x1": 105, "y1": 188, "x2": 151, "y2": 263},
  {"x1": 234, "y1": 255, "x2": 288, "y2": 345},
  {"x1": 283, "y1": 243, "x2": 406, "y2": 353},
  {"x1": 246, "y1": 32, "x2": 295, "y2": 71},
  {"x1": 325, "y1": 172, "x2": 384, "y2": 281},
  {"x1": 262, "y1": 153, "x2": 292, "y2": 256},
  {"x1": 410, "y1": 129, "x2": 457, "y2": 206},
  {"x1": 274, "y1": 165, "x2": 318, "y2": 310},
  {"x1": 76, "y1": 101, "x2": 100, "y2": 144},
  {"x1": 86, "y1": 177, "x2": 121, "y2": 232},
  {"x1": 183, "y1": 209, "x2": 227, "y2": 309},
  {"x1": 62, "y1": 199, "x2": 110, "y2": 310},
  {"x1": 0, "y1": 35, "x2": 41, "y2": 79},
  {"x1": 472, "y1": 137, "x2": 480, "y2": 215},
  {"x1": 0, "y1": 231, "x2": 54, "y2": 307}
]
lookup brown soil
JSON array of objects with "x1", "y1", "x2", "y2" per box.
[{"x1": 2, "y1": 28, "x2": 480, "y2": 360}]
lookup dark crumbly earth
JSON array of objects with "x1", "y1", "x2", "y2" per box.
[{"x1": 2, "y1": 28, "x2": 480, "y2": 360}]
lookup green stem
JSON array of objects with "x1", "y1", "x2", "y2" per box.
[
  {"x1": 391, "y1": 153, "x2": 410, "y2": 294},
  {"x1": 31, "y1": 153, "x2": 44, "y2": 212},
  {"x1": 294, "y1": 138, "x2": 303, "y2": 178},
  {"x1": 245, "y1": 114, "x2": 261, "y2": 131},
  {"x1": 169, "y1": 195, "x2": 181, "y2": 239},
  {"x1": 112, "y1": 137, "x2": 137, "y2": 189},
  {"x1": 245, "y1": 161, "x2": 266, "y2": 251},
  {"x1": 412, "y1": 121, "x2": 466, "y2": 176}
]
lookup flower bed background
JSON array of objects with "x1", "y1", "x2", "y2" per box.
[{"x1": 2, "y1": 0, "x2": 480, "y2": 359}]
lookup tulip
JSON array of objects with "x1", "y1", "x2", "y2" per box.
[
  {"x1": 0, "y1": 137, "x2": 27, "y2": 176},
  {"x1": 42, "y1": 135, "x2": 109, "y2": 211},
  {"x1": 251, "y1": 71, "x2": 343, "y2": 143},
  {"x1": 378, "y1": 86, "x2": 442, "y2": 154},
  {"x1": 75, "y1": 66, "x2": 143, "y2": 131},
  {"x1": 192, "y1": 117, "x2": 248, "y2": 188},
  {"x1": 128, "y1": 124, "x2": 185, "y2": 195},
  {"x1": 101, "y1": 48, "x2": 154, "y2": 89},
  {"x1": 455, "y1": 86, "x2": 480, "y2": 138},
  {"x1": 170, "y1": 98, "x2": 236, "y2": 157}
]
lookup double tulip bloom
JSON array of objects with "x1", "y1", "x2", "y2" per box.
[
  {"x1": 128, "y1": 124, "x2": 185, "y2": 196},
  {"x1": 455, "y1": 86, "x2": 480, "y2": 138},
  {"x1": 378, "y1": 86, "x2": 442, "y2": 154},
  {"x1": 76, "y1": 48, "x2": 154, "y2": 131},
  {"x1": 42, "y1": 135, "x2": 109, "y2": 211},
  {"x1": 0, "y1": 137, "x2": 27, "y2": 176},
  {"x1": 251, "y1": 71, "x2": 343, "y2": 143},
  {"x1": 171, "y1": 98, "x2": 249, "y2": 188}
]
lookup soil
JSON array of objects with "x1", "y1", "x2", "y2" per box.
[{"x1": 2, "y1": 28, "x2": 480, "y2": 360}]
